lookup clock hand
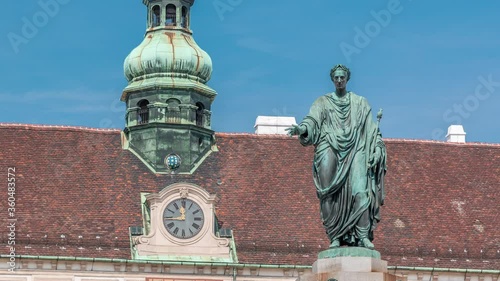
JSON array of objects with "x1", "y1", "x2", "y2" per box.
[
  {"x1": 165, "y1": 216, "x2": 183, "y2": 220},
  {"x1": 179, "y1": 206, "x2": 186, "y2": 220},
  {"x1": 165, "y1": 207, "x2": 186, "y2": 221}
]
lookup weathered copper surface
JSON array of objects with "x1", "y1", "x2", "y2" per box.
[{"x1": 288, "y1": 65, "x2": 387, "y2": 250}]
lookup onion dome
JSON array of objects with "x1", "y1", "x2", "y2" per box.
[
  {"x1": 124, "y1": 32, "x2": 212, "y2": 84},
  {"x1": 123, "y1": 0, "x2": 212, "y2": 84}
]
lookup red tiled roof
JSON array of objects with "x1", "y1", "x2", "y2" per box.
[{"x1": 0, "y1": 124, "x2": 498, "y2": 269}]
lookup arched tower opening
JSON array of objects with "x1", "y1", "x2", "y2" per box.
[
  {"x1": 195, "y1": 102, "x2": 205, "y2": 127},
  {"x1": 181, "y1": 6, "x2": 188, "y2": 28},
  {"x1": 166, "y1": 4, "x2": 176, "y2": 26},
  {"x1": 151, "y1": 5, "x2": 161, "y2": 27},
  {"x1": 137, "y1": 99, "x2": 150, "y2": 125}
]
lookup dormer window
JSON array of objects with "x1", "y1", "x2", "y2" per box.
[
  {"x1": 137, "y1": 99, "x2": 150, "y2": 125},
  {"x1": 152, "y1": 5, "x2": 161, "y2": 27},
  {"x1": 181, "y1": 6, "x2": 188, "y2": 28},
  {"x1": 166, "y1": 4, "x2": 176, "y2": 26}
]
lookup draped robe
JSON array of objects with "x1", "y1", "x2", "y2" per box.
[{"x1": 299, "y1": 92, "x2": 386, "y2": 245}]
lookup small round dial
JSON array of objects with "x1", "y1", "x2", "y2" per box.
[{"x1": 163, "y1": 198, "x2": 204, "y2": 239}]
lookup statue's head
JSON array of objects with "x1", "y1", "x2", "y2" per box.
[{"x1": 330, "y1": 64, "x2": 350, "y2": 90}]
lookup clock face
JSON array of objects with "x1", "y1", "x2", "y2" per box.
[{"x1": 163, "y1": 198, "x2": 204, "y2": 239}]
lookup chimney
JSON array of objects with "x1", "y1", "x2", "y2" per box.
[
  {"x1": 446, "y1": 125, "x2": 466, "y2": 143},
  {"x1": 254, "y1": 116, "x2": 297, "y2": 135}
]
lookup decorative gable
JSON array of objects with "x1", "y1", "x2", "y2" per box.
[{"x1": 131, "y1": 182, "x2": 237, "y2": 262}]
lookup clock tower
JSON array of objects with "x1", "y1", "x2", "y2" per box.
[{"x1": 121, "y1": 0, "x2": 217, "y2": 174}]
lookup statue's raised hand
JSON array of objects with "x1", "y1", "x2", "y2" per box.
[{"x1": 285, "y1": 124, "x2": 305, "y2": 136}]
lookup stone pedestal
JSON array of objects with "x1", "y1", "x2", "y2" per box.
[{"x1": 298, "y1": 248, "x2": 398, "y2": 281}]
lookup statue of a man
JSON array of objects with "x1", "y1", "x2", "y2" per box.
[{"x1": 287, "y1": 64, "x2": 387, "y2": 249}]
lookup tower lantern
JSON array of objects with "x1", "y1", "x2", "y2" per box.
[{"x1": 143, "y1": 0, "x2": 194, "y2": 30}]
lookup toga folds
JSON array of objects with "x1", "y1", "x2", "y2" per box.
[{"x1": 298, "y1": 92, "x2": 387, "y2": 245}]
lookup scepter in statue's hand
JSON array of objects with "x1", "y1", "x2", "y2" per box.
[
  {"x1": 377, "y1": 108, "x2": 383, "y2": 124},
  {"x1": 369, "y1": 109, "x2": 384, "y2": 168}
]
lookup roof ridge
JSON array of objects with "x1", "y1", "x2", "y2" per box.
[
  {"x1": 215, "y1": 132, "x2": 294, "y2": 139},
  {"x1": 215, "y1": 133, "x2": 500, "y2": 146},
  {"x1": 0, "y1": 123, "x2": 121, "y2": 133},
  {"x1": 1, "y1": 124, "x2": 498, "y2": 146},
  {"x1": 386, "y1": 138, "x2": 500, "y2": 147}
]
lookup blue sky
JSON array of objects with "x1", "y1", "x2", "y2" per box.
[{"x1": 1, "y1": 0, "x2": 499, "y2": 143}]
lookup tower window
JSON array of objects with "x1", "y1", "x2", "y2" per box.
[
  {"x1": 166, "y1": 98, "x2": 181, "y2": 123},
  {"x1": 166, "y1": 98, "x2": 180, "y2": 107},
  {"x1": 152, "y1": 5, "x2": 161, "y2": 27},
  {"x1": 166, "y1": 4, "x2": 176, "y2": 26},
  {"x1": 196, "y1": 102, "x2": 204, "y2": 127},
  {"x1": 137, "y1": 99, "x2": 150, "y2": 125},
  {"x1": 181, "y1": 6, "x2": 188, "y2": 28}
]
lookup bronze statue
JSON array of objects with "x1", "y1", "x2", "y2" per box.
[{"x1": 287, "y1": 65, "x2": 387, "y2": 249}]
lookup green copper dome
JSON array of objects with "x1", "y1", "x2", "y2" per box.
[
  {"x1": 124, "y1": 0, "x2": 212, "y2": 84},
  {"x1": 124, "y1": 32, "x2": 212, "y2": 83}
]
